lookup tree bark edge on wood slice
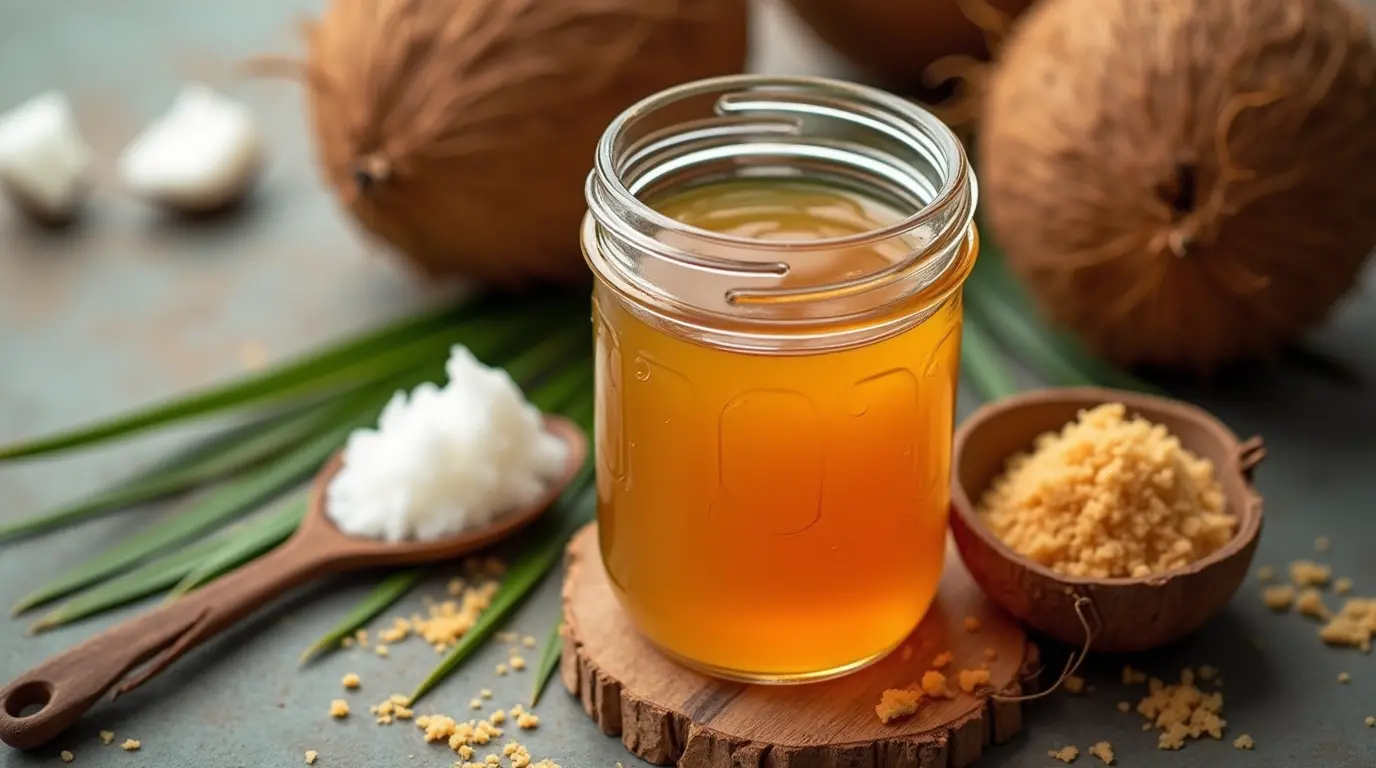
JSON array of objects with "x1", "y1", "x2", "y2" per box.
[{"x1": 560, "y1": 523, "x2": 1041, "y2": 768}]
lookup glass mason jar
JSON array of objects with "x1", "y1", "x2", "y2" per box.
[{"x1": 581, "y1": 75, "x2": 977, "y2": 683}]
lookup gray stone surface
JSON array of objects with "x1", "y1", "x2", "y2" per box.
[{"x1": 1, "y1": 1, "x2": 1373, "y2": 766}]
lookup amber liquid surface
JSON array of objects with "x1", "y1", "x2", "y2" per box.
[{"x1": 594, "y1": 180, "x2": 964, "y2": 681}]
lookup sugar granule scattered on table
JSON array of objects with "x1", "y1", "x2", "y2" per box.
[
  {"x1": 1297, "y1": 588, "x2": 1330, "y2": 620},
  {"x1": 1232, "y1": 734, "x2": 1254, "y2": 750},
  {"x1": 59, "y1": 750, "x2": 73, "y2": 763},
  {"x1": 1290, "y1": 560, "x2": 1331, "y2": 587},
  {"x1": 98, "y1": 731, "x2": 113, "y2": 746},
  {"x1": 931, "y1": 651, "x2": 953, "y2": 668},
  {"x1": 1063, "y1": 675, "x2": 1086, "y2": 694},
  {"x1": 1262, "y1": 585, "x2": 1295, "y2": 611},
  {"x1": 962, "y1": 616, "x2": 980, "y2": 633},
  {"x1": 1122, "y1": 666, "x2": 1148, "y2": 685},
  {"x1": 1116, "y1": 701, "x2": 1131, "y2": 713},
  {"x1": 510, "y1": 655, "x2": 527, "y2": 671},
  {"x1": 304, "y1": 749, "x2": 318, "y2": 764},
  {"x1": 978, "y1": 403, "x2": 1233, "y2": 578},
  {"x1": 1338, "y1": 671, "x2": 1351, "y2": 684},
  {"x1": 1088, "y1": 741, "x2": 1114, "y2": 765},
  {"x1": 329, "y1": 699, "x2": 350, "y2": 718},
  {"x1": 1315, "y1": 536, "x2": 1331, "y2": 553},
  {"x1": 1048, "y1": 745, "x2": 1078, "y2": 763},
  {"x1": 1366, "y1": 716, "x2": 1374, "y2": 727},
  {"x1": 342, "y1": 672, "x2": 360, "y2": 689},
  {"x1": 1318, "y1": 597, "x2": 1376, "y2": 652},
  {"x1": 364, "y1": 577, "x2": 500, "y2": 655},
  {"x1": 1256, "y1": 565, "x2": 1275, "y2": 582},
  {"x1": 325, "y1": 346, "x2": 569, "y2": 543},
  {"x1": 1335, "y1": 577, "x2": 1354, "y2": 595},
  {"x1": 120, "y1": 739, "x2": 141, "y2": 752},
  {"x1": 379, "y1": 618, "x2": 409, "y2": 644},
  {"x1": 1134, "y1": 669, "x2": 1226, "y2": 750}
]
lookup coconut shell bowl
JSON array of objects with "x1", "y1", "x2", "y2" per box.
[{"x1": 949, "y1": 387, "x2": 1266, "y2": 654}]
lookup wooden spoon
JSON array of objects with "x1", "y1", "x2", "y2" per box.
[
  {"x1": 0, "y1": 415, "x2": 587, "y2": 751},
  {"x1": 948, "y1": 387, "x2": 1265, "y2": 653}
]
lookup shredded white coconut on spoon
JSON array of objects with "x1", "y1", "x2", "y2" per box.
[{"x1": 326, "y1": 345, "x2": 568, "y2": 542}]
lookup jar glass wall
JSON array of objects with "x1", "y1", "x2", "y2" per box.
[{"x1": 581, "y1": 75, "x2": 977, "y2": 683}]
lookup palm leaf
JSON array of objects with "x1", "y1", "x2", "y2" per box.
[
  {"x1": 408, "y1": 477, "x2": 595, "y2": 706},
  {"x1": 28, "y1": 499, "x2": 305, "y2": 632},
  {"x1": 967, "y1": 244, "x2": 1162, "y2": 394},
  {"x1": 11, "y1": 299, "x2": 581, "y2": 612},
  {"x1": 166, "y1": 493, "x2": 307, "y2": 598},
  {"x1": 0, "y1": 292, "x2": 547, "y2": 461},
  {"x1": 529, "y1": 619, "x2": 564, "y2": 707},
  {"x1": 959, "y1": 312, "x2": 1020, "y2": 401},
  {"x1": 11, "y1": 420, "x2": 362, "y2": 614},
  {"x1": 0, "y1": 394, "x2": 360, "y2": 544},
  {"x1": 299, "y1": 569, "x2": 426, "y2": 664}
]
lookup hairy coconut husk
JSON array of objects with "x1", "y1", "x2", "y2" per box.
[
  {"x1": 293, "y1": 0, "x2": 748, "y2": 284},
  {"x1": 783, "y1": 0, "x2": 1036, "y2": 87},
  {"x1": 979, "y1": 0, "x2": 1376, "y2": 371}
]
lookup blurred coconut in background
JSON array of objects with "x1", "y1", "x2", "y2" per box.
[
  {"x1": 978, "y1": 0, "x2": 1376, "y2": 372},
  {"x1": 292, "y1": 0, "x2": 749, "y2": 285},
  {"x1": 781, "y1": 0, "x2": 1035, "y2": 86}
]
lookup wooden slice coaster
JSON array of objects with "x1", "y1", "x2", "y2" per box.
[{"x1": 559, "y1": 523, "x2": 1040, "y2": 768}]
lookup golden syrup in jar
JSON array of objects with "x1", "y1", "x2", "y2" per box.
[{"x1": 594, "y1": 179, "x2": 968, "y2": 682}]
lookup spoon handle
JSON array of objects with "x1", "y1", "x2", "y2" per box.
[{"x1": 0, "y1": 536, "x2": 330, "y2": 750}]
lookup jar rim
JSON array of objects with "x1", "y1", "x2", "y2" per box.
[
  {"x1": 582, "y1": 74, "x2": 978, "y2": 353},
  {"x1": 592, "y1": 74, "x2": 972, "y2": 253}
]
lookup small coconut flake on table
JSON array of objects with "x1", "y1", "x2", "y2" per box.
[
  {"x1": 326, "y1": 346, "x2": 569, "y2": 542},
  {"x1": 118, "y1": 83, "x2": 264, "y2": 214},
  {"x1": 0, "y1": 90, "x2": 94, "y2": 224}
]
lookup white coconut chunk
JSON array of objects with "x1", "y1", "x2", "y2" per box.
[
  {"x1": 118, "y1": 83, "x2": 264, "y2": 213},
  {"x1": 326, "y1": 345, "x2": 570, "y2": 543},
  {"x1": 0, "y1": 91, "x2": 95, "y2": 223}
]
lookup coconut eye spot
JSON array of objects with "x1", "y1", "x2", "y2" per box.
[{"x1": 1155, "y1": 162, "x2": 1198, "y2": 219}]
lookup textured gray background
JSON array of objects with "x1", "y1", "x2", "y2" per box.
[{"x1": 1, "y1": 1, "x2": 1373, "y2": 766}]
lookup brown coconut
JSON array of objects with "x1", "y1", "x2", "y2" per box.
[
  {"x1": 783, "y1": 0, "x2": 1036, "y2": 87},
  {"x1": 979, "y1": 0, "x2": 1376, "y2": 371},
  {"x1": 298, "y1": 0, "x2": 748, "y2": 284}
]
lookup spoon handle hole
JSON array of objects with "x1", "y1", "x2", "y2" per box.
[{"x1": 2, "y1": 680, "x2": 53, "y2": 719}]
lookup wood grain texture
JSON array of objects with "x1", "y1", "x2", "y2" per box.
[{"x1": 560, "y1": 523, "x2": 1040, "y2": 768}]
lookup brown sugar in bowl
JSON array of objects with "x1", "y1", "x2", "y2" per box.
[{"x1": 949, "y1": 387, "x2": 1266, "y2": 653}]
